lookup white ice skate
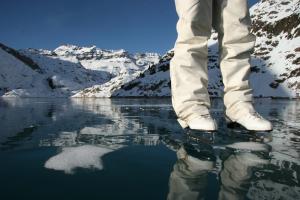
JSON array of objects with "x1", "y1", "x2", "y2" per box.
[
  {"x1": 226, "y1": 110, "x2": 273, "y2": 132},
  {"x1": 179, "y1": 113, "x2": 218, "y2": 132}
]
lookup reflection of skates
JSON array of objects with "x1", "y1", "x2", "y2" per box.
[
  {"x1": 184, "y1": 124, "x2": 272, "y2": 145},
  {"x1": 226, "y1": 128, "x2": 273, "y2": 144},
  {"x1": 161, "y1": 136, "x2": 216, "y2": 162},
  {"x1": 184, "y1": 129, "x2": 215, "y2": 144}
]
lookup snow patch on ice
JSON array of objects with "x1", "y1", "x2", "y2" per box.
[{"x1": 44, "y1": 145, "x2": 113, "y2": 174}]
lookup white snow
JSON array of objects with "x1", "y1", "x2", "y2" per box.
[
  {"x1": 249, "y1": 0, "x2": 300, "y2": 98},
  {"x1": 250, "y1": 0, "x2": 300, "y2": 23},
  {"x1": 44, "y1": 145, "x2": 114, "y2": 174}
]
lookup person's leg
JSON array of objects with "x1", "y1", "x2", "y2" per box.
[
  {"x1": 212, "y1": 0, "x2": 272, "y2": 131},
  {"x1": 170, "y1": 0, "x2": 215, "y2": 129},
  {"x1": 212, "y1": 0, "x2": 254, "y2": 115}
]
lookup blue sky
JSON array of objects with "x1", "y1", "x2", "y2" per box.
[{"x1": 0, "y1": 0, "x2": 258, "y2": 54}]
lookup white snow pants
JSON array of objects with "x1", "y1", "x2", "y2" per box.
[{"x1": 170, "y1": 0, "x2": 255, "y2": 128}]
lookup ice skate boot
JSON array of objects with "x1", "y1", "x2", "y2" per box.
[
  {"x1": 178, "y1": 113, "x2": 218, "y2": 132},
  {"x1": 225, "y1": 102, "x2": 273, "y2": 132}
]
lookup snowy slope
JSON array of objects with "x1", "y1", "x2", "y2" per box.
[
  {"x1": 0, "y1": 44, "x2": 48, "y2": 97},
  {"x1": 112, "y1": 0, "x2": 300, "y2": 98},
  {"x1": 0, "y1": 44, "x2": 159, "y2": 97},
  {"x1": 1, "y1": 43, "x2": 114, "y2": 97},
  {"x1": 250, "y1": 0, "x2": 300, "y2": 98},
  {"x1": 20, "y1": 45, "x2": 160, "y2": 98}
]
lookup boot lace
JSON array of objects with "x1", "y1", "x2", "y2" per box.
[
  {"x1": 200, "y1": 113, "x2": 212, "y2": 119},
  {"x1": 248, "y1": 111, "x2": 264, "y2": 120}
]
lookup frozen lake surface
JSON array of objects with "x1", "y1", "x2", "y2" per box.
[{"x1": 0, "y1": 98, "x2": 299, "y2": 200}]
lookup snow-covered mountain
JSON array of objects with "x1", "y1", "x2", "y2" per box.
[
  {"x1": 59, "y1": 45, "x2": 160, "y2": 97},
  {"x1": 51, "y1": 45, "x2": 159, "y2": 76},
  {"x1": 0, "y1": 43, "x2": 48, "y2": 97},
  {"x1": 0, "y1": 43, "x2": 114, "y2": 97},
  {"x1": 250, "y1": 0, "x2": 300, "y2": 98},
  {"x1": 112, "y1": 0, "x2": 300, "y2": 98},
  {"x1": 0, "y1": 43, "x2": 160, "y2": 97},
  {"x1": 0, "y1": 0, "x2": 299, "y2": 98}
]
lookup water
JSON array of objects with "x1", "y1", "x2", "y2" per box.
[{"x1": 0, "y1": 98, "x2": 299, "y2": 200}]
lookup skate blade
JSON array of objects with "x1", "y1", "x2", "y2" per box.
[
  {"x1": 225, "y1": 115, "x2": 273, "y2": 133},
  {"x1": 225, "y1": 123, "x2": 272, "y2": 143},
  {"x1": 227, "y1": 121, "x2": 273, "y2": 133}
]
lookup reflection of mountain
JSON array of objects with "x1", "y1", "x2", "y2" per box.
[
  {"x1": 0, "y1": 98, "x2": 169, "y2": 150},
  {"x1": 1, "y1": 98, "x2": 299, "y2": 157}
]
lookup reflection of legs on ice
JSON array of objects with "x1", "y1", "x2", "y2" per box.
[
  {"x1": 166, "y1": 138, "x2": 271, "y2": 200},
  {"x1": 218, "y1": 142, "x2": 271, "y2": 200},
  {"x1": 167, "y1": 144, "x2": 215, "y2": 200},
  {"x1": 170, "y1": 0, "x2": 272, "y2": 131}
]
